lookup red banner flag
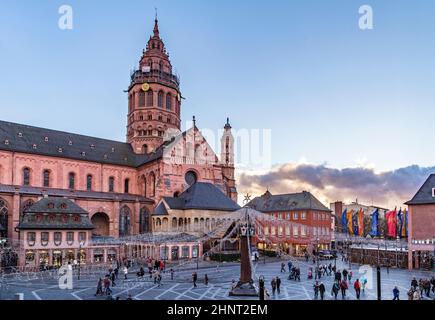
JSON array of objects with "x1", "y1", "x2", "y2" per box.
[
  {"x1": 358, "y1": 209, "x2": 364, "y2": 236},
  {"x1": 386, "y1": 209, "x2": 397, "y2": 238}
]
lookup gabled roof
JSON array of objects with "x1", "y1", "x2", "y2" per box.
[
  {"x1": 405, "y1": 174, "x2": 435, "y2": 205},
  {"x1": 159, "y1": 182, "x2": 240, "y2": 212},
  {"x1": 23, "y1": 197, "x2": 87, "y2": 214},
  {"x1": 0, "y1": 120, "x2": 162, "y2": 167},
  {"x1": 246, "y1": 191, "x2": 331, "y2": 213},
  {"x1": 18, "y1": 197, "x2": 94, "y2": 230}
]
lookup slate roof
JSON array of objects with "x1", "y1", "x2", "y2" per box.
[
  {"x1": 246, "y1": 190, "x2": 331, "y2": 213},
  {"x1": 0, "y1": 184, "x2": 153, "y2": 203},
  {"x1": 18, "y1": 197, "x2": 94, "y2": 230},
  {"x1": 0, "y1": 120, "x2": 163, "y2": 167},
  {"x1": 405, "y1": 174, "x2": 435, "y2": 205},
  {"x1": 158, "y1": 182, "x2": 241, "y2": 212}
]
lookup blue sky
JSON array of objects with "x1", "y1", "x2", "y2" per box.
[{"x1": 0, "y1": 0, "x2": 434, "y2": 202}]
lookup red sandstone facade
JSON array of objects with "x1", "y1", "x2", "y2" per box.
[{"x1": 0, "y1": 18, "x2": 237, "y2": 248}]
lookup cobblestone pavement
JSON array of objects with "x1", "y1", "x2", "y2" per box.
[{"x1": 1, "y1": 258, "x2": 434, "y2": 301}]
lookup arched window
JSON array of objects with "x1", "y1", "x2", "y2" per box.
[
  {"x1": 68, "y1": 172, "x2": 75, "y2": 189},
  {"x1": 159, "y1": 61, "x2": 163, "y2": 71},
  {"x1": 146, "y1": 90, "x2": 153, "y2": 107},
  {"x1": 166, "y1": 93, "x2": 172, "y2": 110},
  {"x1": 119, "y1": 206, "x2": 131, "y2": 237},
  {"x1": 23, "y1": 167, "x2": 30, "y2": 186},
  {"x1": 139, "y1": 91, "x2": 145, "y2": 107},
  {"x1": 108, "y1": 177, "x2": 115, "y2": 192},
  {"x1": 124, "y1": 178, "x2": 130, "y2": 194},
  {"x1": 158, "y1": 91, "x2": 164, "y2": 108},
  {"x1": 141, "y1": 176, "x2": 147, "y2": 197},
  {"x1": 43, "y1": 170, "x2": 50, "y2": 188},
  {"x1": 148, "y1": 172, "x2": 156, "y2": 197},
  {"x1": 0, "y1": 198, "x2": 8, "y2": 238},
  {"x1": 86, "y1": 175, "x2": 93, "y2": 191},
  {"x1": 139, "y1": 207, "x2": 150, "y2": 233},
  {"x1": 148, "y1": 59, "x2": 152, "y2": 69}
]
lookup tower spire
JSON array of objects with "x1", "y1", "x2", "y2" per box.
[{"x1": 153, "y1": 8, "x2": 159, "y2": 37}]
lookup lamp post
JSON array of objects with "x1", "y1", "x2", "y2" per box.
[
  {"x1": 78, "y1": 240, "x2": 85, "y2": 280},
  {"x1": 196, "y1": 242, "x2": 200, "y2": 270},
  {"x1": 315, "y1": 237, "x2": 320, "y2": 280}
]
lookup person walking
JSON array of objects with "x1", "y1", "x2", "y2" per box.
[
  {"x1": 413, "y1": 289, "x2": 422, "y2": 300},
  {"x1": 342, "y1": 269, "x2": 348, "y2": 281},
  {"x1": 393, "y1": 286, "x2": 400, "y2": 300},
  {"x1": 123, "y1": 266, "x2": 128, "y2": 280},
  {"x1": 360, "y1": 276, "x2": 367, "y2": 293},
  {"x1": 95, "y1": 278, "x2": 103, "y2": 296},
  {"x1": 407, "y1": 287, "x2": 414, "y2": 300},
  {"x1": 411, "y1": 277, "x2": 418, "y2": 290},
  {"x1": 276, "y1": 277, "x2": 281, "y2": 294},
  {"x1": 170, "y1": 268, "x2": 174, "y2": 280},
  {"x1": 348, "y1": 270, "x2": 353, "y2": 282},
  {"x1": 319, "y1": 282, "x2": 326, "y2": 300},
  {"x1": 295, "y1": 267, "x2": 301, "y2": 281},
  {"x1": 114, "y1": 267, "x2": 119, "y2": 279},
  {"x1": 353, "y1": 279, "x2": 361, "y2": 299},
  {"x1": 288, "y1": 261, "x2": 293, "y2": 272},
  {"x1": 204, "y1": 274, "x2": 209, "y2": 286},
  {"x1": 110, "y1": 270, "x2": 116, "y2": 287},
  {"x1": 313, "y1": 281, "x2": 320, "y2": 299},
  {"x1": 331, "y1": 281, "x2": 340, "y2": 300},
  {"x1": 271, "y1": 278, "x2": 277, "y2": 295},
  {"x1": 340, "y1": 280, "x2": 348, "y2": 299},
  {"x1": 280, "y1": 262, "x2": 286, "y2": 273},
  {"x1": 192, "y1": 272, "x2": 198, "y2": 288},
  {"x1": 431, "y1": 276, "x2": 435, "y2": 294}
]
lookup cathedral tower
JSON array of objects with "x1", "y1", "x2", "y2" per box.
[
  {"x1": 220, "y1": 118, "x2": 237, "y2": 202},
  {"x1": 127, "y1": 18, "x2": 182, "y2": 154}
]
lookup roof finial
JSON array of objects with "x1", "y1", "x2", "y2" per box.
[
  {"x1": 153, "y1": 8, "x2": 159, "y2": 37},
  {"x1": 193, "y1": 115, "x2": 196, "y2": 127},
  {"x1": 224, "y1": 117, "x2": 232, "y2": 129}
]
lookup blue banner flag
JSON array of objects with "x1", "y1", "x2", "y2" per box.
[
  {"x1": 370, "y1": 208, "x2": 379, "y2": 237},
  {"x1": 341, "y1": 209, "x2": 347, "y2": 233}
]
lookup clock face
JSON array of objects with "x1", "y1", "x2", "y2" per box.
[{"x1": 142, "y1": 83, "x2": 150, "y2": 92}]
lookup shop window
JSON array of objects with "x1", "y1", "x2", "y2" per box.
[{"x1": 181, "y1": 246, "x2": 190, "y2": 258}]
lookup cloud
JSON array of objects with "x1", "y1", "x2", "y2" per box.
[{"x1": 237, "y1": 163, "x2": 435, "y2": 209}]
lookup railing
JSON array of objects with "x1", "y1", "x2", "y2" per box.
[{"x1": 130, "y1": 69, "x2": 180, "y2": 88}]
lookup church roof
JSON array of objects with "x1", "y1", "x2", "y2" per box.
[
  {"x1": 18, "y1": 197, "x2": 94, "y2": 230},
  {"x1": 161, "y1": 182, "x2": 240, "y2": 212},
  {"x1": 0, "y1": 120, "x2": 162, "y2": 168},
  {"x1": 246, "y1": 191, "x2": 331, "y2": 213},
  {"x1": 0, "y1": 184, "x2": 153, "y2": 203},
  {"x1": 405, "y1": 174, "x2": 435, "y2": 205}
]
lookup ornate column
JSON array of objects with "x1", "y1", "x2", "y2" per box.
[{"x1": 229, "y1": 209, "x2": 258, "y2": 297}]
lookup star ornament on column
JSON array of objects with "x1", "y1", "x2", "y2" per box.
[{"x1": 243, "y1": 193, "x2": 252, "y2": 205}]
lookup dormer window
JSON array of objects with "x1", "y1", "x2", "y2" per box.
[
  {"x1": 32, "y1": 144, "x2": 37, "y2": 149},
  {"x1": 432, "y1": 188, "x2": 435, "y2": 197},
  {"x1": 90, "y1": 144, "x2": 95, "y2": 149},
  {"x1": 58, "y1": 147, "x2": 63, "y2": 153},
  {"x1": 68, "y1": 141, "x2": 73, "y2": 146},
  {"x1": 111, "y1": 147, "x2": 115, "y2": 153},
  {"x1": 104, "y1": 154, "x2": 108, "y2": 159},
  {"x1": 18, "y1": 132, "x2": 23, "y2": 138},
  {"x1": 4, "y1": 140, "x2": 9, "y2": 145},
  {"x1": 81, "y1": 151, "x2": 86, "y2": 157},
  {"x1": 44, "y1": 137, "x2": 49, "y2": 142}
]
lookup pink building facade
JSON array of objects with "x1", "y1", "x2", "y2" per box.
[{"x1": 405, "y1": 174, "x2": 435, "y2": 270}]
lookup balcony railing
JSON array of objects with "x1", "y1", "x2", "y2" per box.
[{"x1": 130, "y1": 69, "x2": 180, "y2": 88}]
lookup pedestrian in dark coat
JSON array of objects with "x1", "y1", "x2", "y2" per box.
[
  {"x1": 271, "y1": 278, "x2": 277, "y2": 295},
  {"x1": 319, "y1": 282, "x2": 326, "y2": 300},
  {"x1": 276, "y1": 277, "x2": 281, "y2": 294}
]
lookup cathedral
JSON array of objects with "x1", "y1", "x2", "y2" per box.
[{"x1": 0, "y1": 18, "x2": 237, "y2": 246}]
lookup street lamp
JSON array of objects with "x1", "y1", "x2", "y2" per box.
[
  {"x1": 315, "y1": 237, "x2": 320, "y2": 280},
  {"x1": 78, "y1": 240, "x2": 85, "y2": 280},
  {"x1": 196, "y1": 242, "x2": 200, "y2": 270}
]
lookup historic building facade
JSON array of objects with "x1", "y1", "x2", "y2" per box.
[
  {"x1": 405, "y1": 174, "x2": 435, "y2": 270},
  {"x1": 0, "y1": 18, "x2": 237, "y2": 251},
  {"x1": 246, "y1": 191, "x2": 333, "y2": 255}
]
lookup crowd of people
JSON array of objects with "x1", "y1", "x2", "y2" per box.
[{"x1": 406, "y1": 277, "x2": 435, "y2": 300}]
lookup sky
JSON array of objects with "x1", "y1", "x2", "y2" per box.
[{"x1": 0, "y1": 0, "x2": 434, "y2": 208}]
